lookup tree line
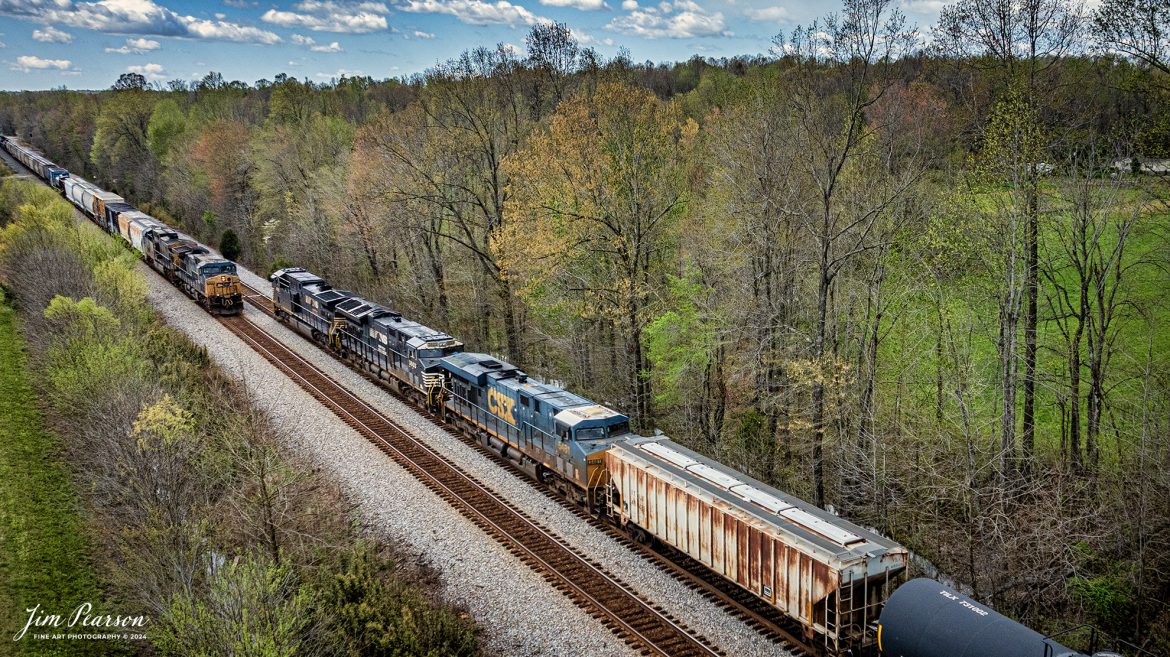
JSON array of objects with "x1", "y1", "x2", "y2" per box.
[{"x1": 1, "y1": 0, "x2": 1168, "y2": 649}]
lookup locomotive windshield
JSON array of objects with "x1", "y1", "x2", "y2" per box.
[
  {"x1": 201, "y1": 262, "x2": 236, "y2": 276},
  {"x1": 417, "y1": 348, "x2": 445, "y2": 358},
  {"x1": 576, "y1": 427, "x2": 608, "y2": 441}
]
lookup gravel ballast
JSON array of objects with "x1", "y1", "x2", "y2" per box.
[
  {"x1": 143, "y1": 264, "x2": 639, "y2": 657},
  {"x1": 234, "y1": 266, "x2": 791, "y2": 657}
]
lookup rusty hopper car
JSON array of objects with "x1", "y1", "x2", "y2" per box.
[{"x1": 606, "y1": 435, "x2": 907, "y2": 656}]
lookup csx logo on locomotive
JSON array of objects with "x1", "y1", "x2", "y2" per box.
[{"x1": 487, "y1": 388, "x2": 516, "y2": 424}]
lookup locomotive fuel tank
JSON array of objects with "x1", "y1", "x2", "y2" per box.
[{"x1": 877, "y1": 578, "x2": 1083, "y2": 657}]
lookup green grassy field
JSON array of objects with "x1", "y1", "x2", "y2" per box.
[
  {"x1": 877, "y1": 181, "x2": 1170, "y2": 466},
  {"x1": 0, "y1": 292, "x2": 107, "y2": 657}
]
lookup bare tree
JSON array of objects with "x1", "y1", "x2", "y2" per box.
[
  {"x1": 1095, "y1": 0, "x2": 1170, "y2": 75},
  {"x1": 776, "y1": 0, "x2": 921, "y2": 507},
  {"x1": 935, "y1": 0, "x2": 1082, "y2": 475}
]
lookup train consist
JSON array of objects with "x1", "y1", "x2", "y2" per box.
[
  {"x1": 2, "y1": 134, "x2": 1135, "y2": 657},
  {"x1": 1, "y1": 137, "x2": 243, "y2": 314},
  {"x1": 269, "y1": 272, "x2": 1145, "y2": 657},
  {"x1": 271, "y1": 265, "x2": 908, "y2": 656}
]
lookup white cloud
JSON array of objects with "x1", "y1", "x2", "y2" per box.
[
  {"x1": 104, "y1": 36, "x2": 159, "y2": 53},
  {"x1": 412, "y1": 29, "x2": 434, "y2": 38},
  {"x1": 621, "y1": 0, "x2": 636, "y2": 8},
  {"x1": 127, "y1": 61, "x2": 165, "y2": 78},
  {"x1": 291, "y1": 32, "x2": 343, "y2": 50},
  {"x1": 572, "y1": 27, "x2": 613, "y2": 46},
  {"x1": 744, "y1": 5, "x2": 786, "y2": 21},
  {"x1": 607, "y1": 0, "x2": 729, "y2": 38},
  {"x1": 11, "y1": 54, "x2": 72, "y2": 72},
  {"x1": 538, "y1": 0, "x2": 605, "y2": 10},
  {"x1": 401, "y1": 0, "x2": 541, "y2": 26},
  {"x1": 315, "y1": 66, "x2": 363, "y2": 79},
  {"x1": 32, "y1": 25, "x2": 73, "y2": 42},
  {"x1": 0, "y1": 0, "x2": 281, "y2": 44},
  {"x1": 262, "y1": 0, "x2": 390, "y2": 32},
  {"x1": 897, "y1": 0, "x2": 946, "y2": 13}
]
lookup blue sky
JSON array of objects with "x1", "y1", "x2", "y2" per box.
[{"x1": 0, "y1": 0, "x2": 948, "y2": 90}]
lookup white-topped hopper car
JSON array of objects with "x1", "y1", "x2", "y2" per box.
[{"x1": 605, "y1": 435, "x2": 908, "y2": 656}]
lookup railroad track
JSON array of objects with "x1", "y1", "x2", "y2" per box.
[
  {"x1": 2, "y1": 133, "x2": 811, "y2": 657},
  {"x1": 237, "y1": 281, "x2": 815, "y2": 657},
  {"x1": 216, "y1": 309, "x2": 725, "y2": 657}
]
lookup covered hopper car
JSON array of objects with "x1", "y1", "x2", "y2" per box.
[
  {"x1": 607, "y1": 435, "x2": 906, "y2": 655},
  {"x1": 2, "y1": 137, "x2": 69, "y2": 187}
]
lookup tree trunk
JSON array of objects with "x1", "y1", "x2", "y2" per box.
[
  {"x1": 812, "y1": 254, "x2": 830, "y2": 509},
  {"x1": 1022, "y1": 176, "x2": 1039, "y2": 476},
  {"x1": 499, "y1": 278, "x2": 522, "y2": 365}
]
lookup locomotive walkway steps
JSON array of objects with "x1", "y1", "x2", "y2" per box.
[{"x1": 217, "y1": 311, "x2": 726, "y2": 657}]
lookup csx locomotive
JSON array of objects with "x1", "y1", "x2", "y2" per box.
[
  {"x1": 2, "y1": 133, "x2": 1132, "y2": 657},
  {"x1": 2, "y1": 136, "x2": 242, "y2": 314}
]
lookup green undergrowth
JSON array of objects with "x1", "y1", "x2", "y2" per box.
[
  {"x1": 0, "y1": 177, "x2": 481, "y2": 656},
  {"x1": 0, "y1": 290, "x2": 115, "y2": 657}
]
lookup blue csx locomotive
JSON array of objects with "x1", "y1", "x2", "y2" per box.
[{"x1": 271, "y1": 267, "x2": 632, "y2": 502}]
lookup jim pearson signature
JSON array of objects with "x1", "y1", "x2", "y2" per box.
[{"x1": 13, "y1": 603, "x2": 148, "y2": 641}]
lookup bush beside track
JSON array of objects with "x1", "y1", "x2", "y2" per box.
[{"x1": 0, "y1": 178, "x2": 481, "y2": 656}]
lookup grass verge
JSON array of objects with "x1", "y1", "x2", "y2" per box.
[{"x1": 0, "y1": 291, "x2": 107, "y2": 657}]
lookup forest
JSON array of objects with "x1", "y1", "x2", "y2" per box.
[{"x1": 1, "y1": 0, "x2": 1168, "y2": 650}]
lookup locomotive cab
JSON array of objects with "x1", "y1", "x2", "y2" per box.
[
  {"x1": 194, "y1": 258, "x2": 243, "y2": 314},
  {"x1": 553, "y1": 405, "x2": 632, "y2": 496}
]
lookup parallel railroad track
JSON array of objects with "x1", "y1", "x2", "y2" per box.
[
  {"x1": 217, "y1": 309, "x2": 726, "y2": 657},
  {"x1": 0, "y1": 125, "x2": 808, "y2": 657},
  {"x1": 237, "y1": 281, "x2": 815, "y2": 657}
]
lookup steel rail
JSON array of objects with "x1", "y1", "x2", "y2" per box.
[{"x1": 218, "y1": 312, "x2": 724, "y2": 657}]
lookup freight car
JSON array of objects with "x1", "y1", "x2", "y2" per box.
[
  {"x1": 0, "y1": 135, "x2": 243, "y2": 316},
  {"x1": 877, "y1": 579, "x2": 1128, "y2": 657},
  {"x1": 1, "y1": 137, "x2": 70, "y2": 187},
  {"x1": 607, "y1": 435, "x2": 906, "y2": 655}
]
